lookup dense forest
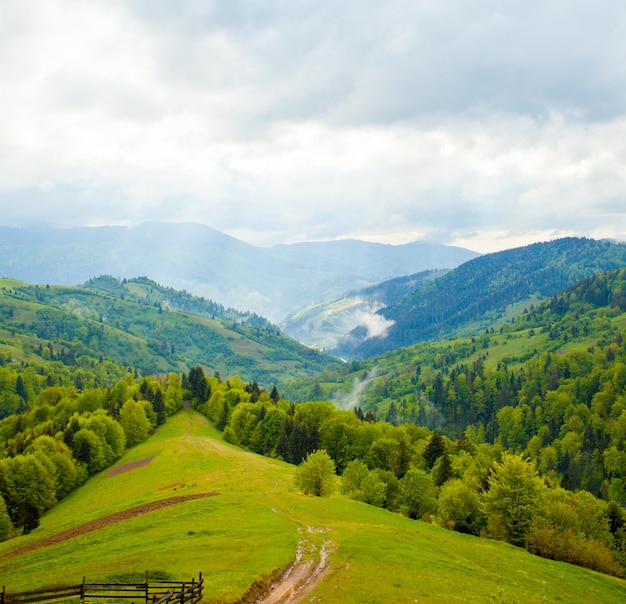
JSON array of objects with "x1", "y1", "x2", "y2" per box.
[{"x1": 289, "y1": 270, "x2": 626, "y2": 500}]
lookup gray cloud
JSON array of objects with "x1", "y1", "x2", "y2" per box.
[{"x1": 1, "y1": 1, "x2": 626, "y2": 252}]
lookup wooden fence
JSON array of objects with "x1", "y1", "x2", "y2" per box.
[{"x1": 1, "y1": 573, "x2": 203, "y2": 604}]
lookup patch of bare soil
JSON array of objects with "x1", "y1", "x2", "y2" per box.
[
  {"x1": 2, "y1": 493, "x2": 218, "y2": 559},
  {"x1": 105, "y1": 456, "x2": 155, "y2": 477},
  {"x1": 253, "y1": 536, "x2": 333, "y2": 604}
]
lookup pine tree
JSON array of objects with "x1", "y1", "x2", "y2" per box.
[
  {"x1": 435, "y1": 449, "x2": 453, "y2": 486},
  {"x1": 423, "y1": 432, "x2": 445, "y2": 469}
]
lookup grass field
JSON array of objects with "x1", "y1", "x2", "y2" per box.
[{"x1": 1, "y1": 410, "x2": 625, "y2": 603}]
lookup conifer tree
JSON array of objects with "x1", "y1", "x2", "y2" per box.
[{"x1": 423, "y1": 431, "x2": 445, "y2": 469}]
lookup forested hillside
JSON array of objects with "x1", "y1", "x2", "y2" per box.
[
  {"x1": 0, "y1": 278, "x2": 340, "y2": 387},
  {"x1": 335, "y1": 237, "x2": 626, "y2": 359},
  {"x1": 2, "y1": 268, "x2": 626, "y2": 580},
  {"x1": 289, "y1": 268, "x2": 626, "y2": 503},
  {"x1": 282, "y1": 269, "x2": 448, "y2": 350},
  {"x1": 0, "y1": 359, "x2": 182, "y2": 536},
  {"x1": 189, "y1": 355, "x2": 626, "y2": 577}
]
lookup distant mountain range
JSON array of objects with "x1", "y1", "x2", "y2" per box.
[
  {"x1": 0, "y1": 223, "x2": 478, "y2": 323},
  {"x1": 334, "y1": 237, "x2": 626, "y2": 359}
]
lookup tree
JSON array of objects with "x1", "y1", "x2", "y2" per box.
[
  {"x1": 119, "y1": 399, "x2": 151, "y2": 447},
  {"x1": 187, "y1": 365, "x2": 209, "y2": 404},
  {"x1": 269, "y1": 385, "x2": 280, "y2": 403},
  {"x1": 0, "y1": 493, "x2": 13, "y2": 541},
  {"x1": 341, "y1": 459, "x2": 387, "y2": 507},
  {"x1": 435, "y1": 449, "x2": 453, "y2": 486},
  {"x1": 341, "y1": 459, "x2": 370, "y2": 496},
  {"x1": 164, "y1": 373, "x2": 183, "y2": 415},
  {"x1": 153, "y1": 389, "x2": 166, "y2": 425},
  {"x1": 83, "y1": 411, "x2": 126, "y2": 464},
  {"x1": 72, "y1": 428, "x2": 106, "y2": 474},
  {"x1": 400, "y1": 468, "x2": 437, "y2": 520},
  {"x1": 0, "y1": 454, "x2": 56, "y2": 534},
  {"x1": 295, "y1": 449, "x2": 336, "y2": 497},
  {"x1": 27, "y1": 435, "x2": 85, "y2": 498},
  {"x1": 482, "y1": 452, "x2": 546, "y2": 547},
  {"x1": 423, "y1": 432, "x2": 446, "y2": 469}
]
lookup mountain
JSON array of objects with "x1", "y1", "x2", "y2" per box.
[
  {"x1": 0, "y1": 223, "x2": 478, "y2": 323},
  {"x1": 334, "y1": 237, "x2": 626, "y2": 359},
  {"x1": 0, "y1": 277, "x2": 340, "y2": 387},
  {"x1": 282, "y1": 269, "x2": 448, "y2": 350},
  {"x1": 267, "y1": 239, "x2": 473, "y2": 283}
]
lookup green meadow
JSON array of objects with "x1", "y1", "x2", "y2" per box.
[{"x1": 1, "y1": 410, "x2": 625, "y2": 603}]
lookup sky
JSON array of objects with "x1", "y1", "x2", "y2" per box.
[{"x1": 1, "y1": 0, "x2": 625, "y2": 253}]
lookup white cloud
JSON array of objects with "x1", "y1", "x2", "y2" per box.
[
  {"x1": 1, "y1": 0, "x2": 626, "y2": 252},
  {"x1": 357, "y1": 308, "x2": 395, "y2": 340}
]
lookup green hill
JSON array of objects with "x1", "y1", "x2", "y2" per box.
[
  {"x1": 1, "y1": 410, "x2": 624, "y2": 603},
  {"x1": 335, "y1": 237, "x2": 626, "y2": 359},
  {"x1": 0, "y1": 278, "x2": 340, "y2": 389}
]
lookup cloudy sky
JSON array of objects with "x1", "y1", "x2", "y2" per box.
[{"x1": 1, "y1": 0, "x2": 625, "y2": 252}]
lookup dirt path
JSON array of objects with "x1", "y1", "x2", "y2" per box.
[
  {"x1": 254, "y1": 534, "x2": 333, "y2": 604},
  {"x1": 105, "y1": 456, "x2": 155, "y2": 477},
  {"x1": 1, "y1": 492, "x2": 218, "y2": 559}
]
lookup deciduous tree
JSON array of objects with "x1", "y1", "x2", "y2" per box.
[{"x1": 295, "y1": 449, "x2": 336, "y2": 497}]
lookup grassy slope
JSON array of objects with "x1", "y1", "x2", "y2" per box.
[
  {"x1": 0, "y1": 279, "x2": 340, "y2": 387},
  {"x1": 1, "y1": 411, "x2": 625, "y2": 603}
]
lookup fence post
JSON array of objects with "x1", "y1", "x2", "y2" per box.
[
  {"x1": 145, "y1": 570, "x2": 149, "y2": 603},
  {"x1": 81, "y1": 576, "x2": 86, "y2": 601},
  {"x1": 2, "y1": 585, "x2": 6, "y2": 604}
]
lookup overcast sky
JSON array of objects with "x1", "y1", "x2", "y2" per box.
[{"x1": 1, "y1": 0, "x2": 625, "y2": 252}]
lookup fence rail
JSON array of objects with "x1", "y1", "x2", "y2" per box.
[{"x1": 1, "y1": 573, "x2": 203, "y2": 604}]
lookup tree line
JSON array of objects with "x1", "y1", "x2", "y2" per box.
[{"x1": 0, "y1": 371, "x2": 182, "y2": 537}]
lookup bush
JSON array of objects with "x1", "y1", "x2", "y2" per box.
[
  {"x1": 526, "y1": 524, "x2": 623, "y2": 577},
  {"x1": 400, "y1": 468, "x2": 437, "y2": 520},
  {"x1": 438, "y1": 479, "x2": 485, "y2": 535}
]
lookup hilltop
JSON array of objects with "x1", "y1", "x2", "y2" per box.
[{"x1": 1, "y1": 410, "x2": 624, "y2": 603}]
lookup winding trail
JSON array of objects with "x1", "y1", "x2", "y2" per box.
[{"x1": 253, "y1": 534, "x2": 334, "y2": 604}]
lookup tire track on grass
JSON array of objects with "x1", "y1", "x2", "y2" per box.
[{"x1": 1, "y1": 492, "x2": 218, "y2": 559}]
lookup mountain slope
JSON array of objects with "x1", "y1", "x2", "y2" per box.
[
  {"x1": 282, "y1": 269, "x2": 448, "y2": 350},
  {"x1": 0, "y1": 278, "x2": 339, "y2": 387},
  {"x1": 1, "y1": 410, "x2": 624, "y2": 603},
  {"x1": 335, "y1": 237, "x2": 626, "y2": 359},
  {"x1": 268, "y1": 239, "x2": 474, "y2": 283},
  {"x1": 0, "y1": 223, "x2": 477, "y2": 322}
]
